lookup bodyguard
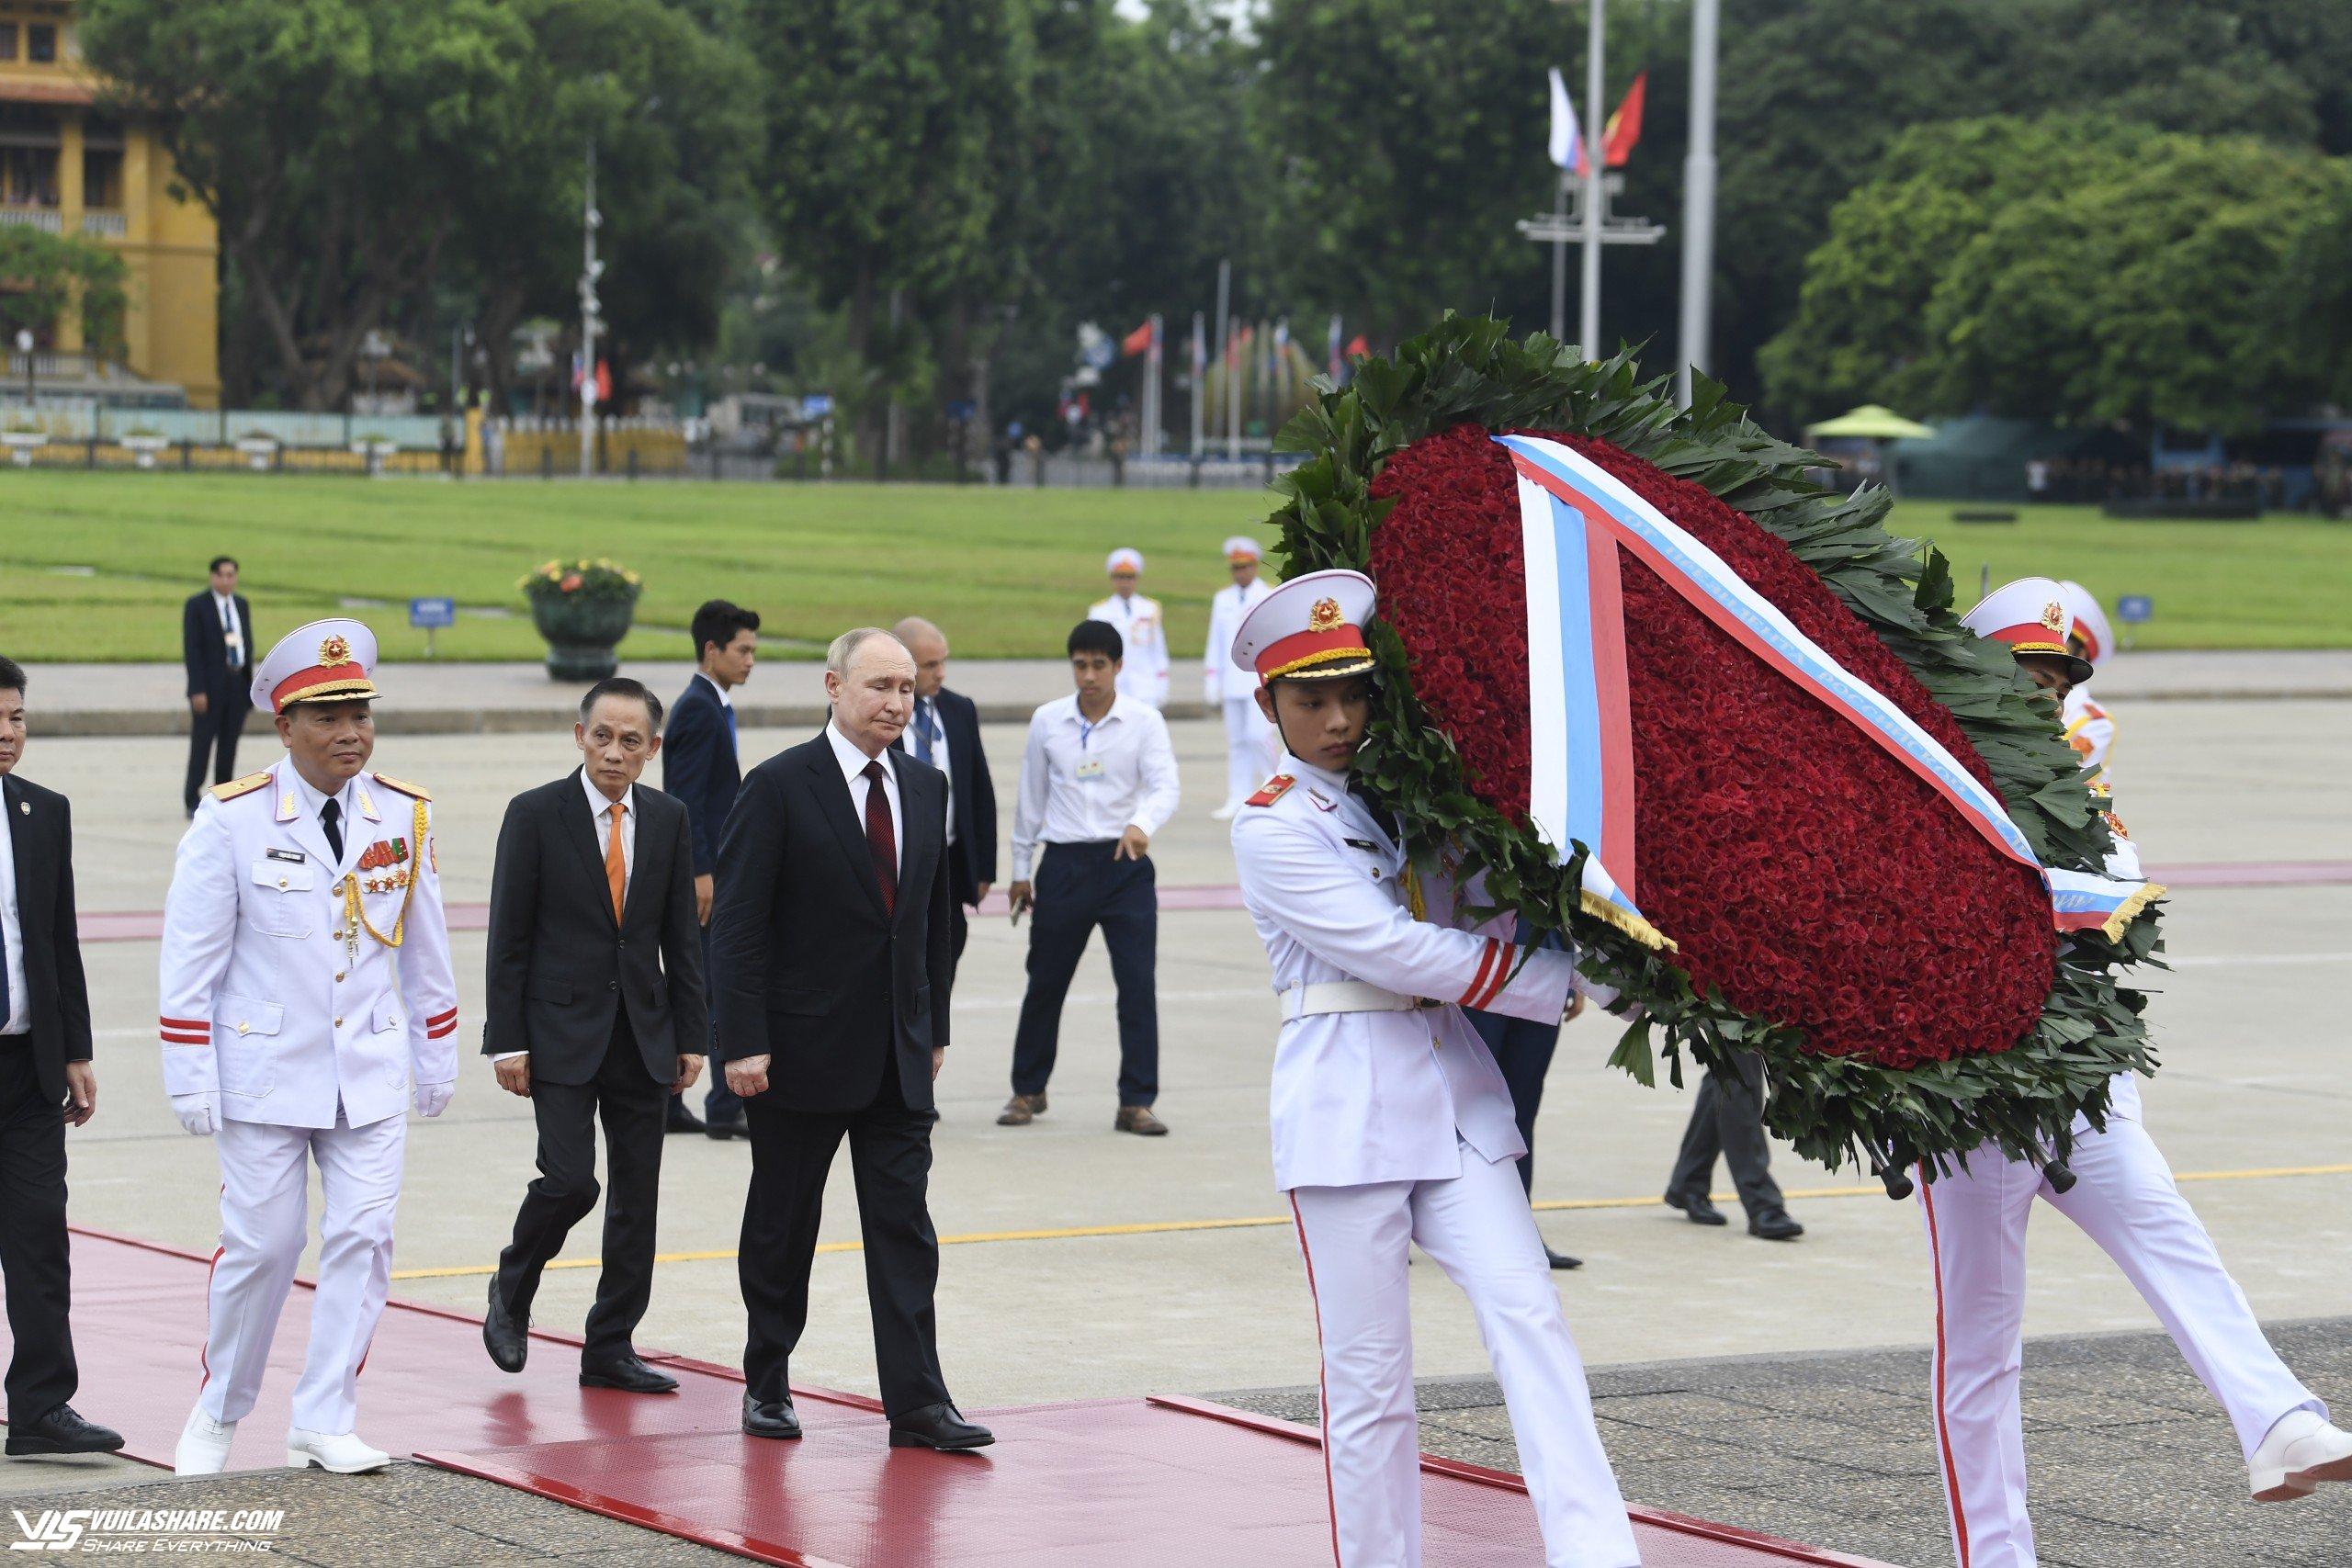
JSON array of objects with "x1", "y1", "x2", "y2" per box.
[
  {"x1": 482, "y1": 678, "x2": 707, "y2": 1393},
  {"x1": 160, "y1": 620, "x2": 458, "y2": 1476},
  {"x1": 181, "y1": 556, "x2": 255, "y2": 818}
]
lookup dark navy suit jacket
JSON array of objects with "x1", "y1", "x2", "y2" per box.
[{"x1": 662, "y1": 672, "x2": 741, "y2": 878}]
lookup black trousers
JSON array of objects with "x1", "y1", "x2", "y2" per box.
[
  {"x1": 0, "y1": 1040, "x2": 74, "y2": 1423},
  {"x1": 739, "y1": 1055, "x2": 949, "y2": 1416},
  {"x1": 183, "y1": 689, "x2": 252, "y2": 813},
  {"x1": 1666, "y1": 1051, "x2": 1786, "y2": 1220},
  {"x1": 699, "y1": 924, "x2": 741, "y2": 1124},
  {"x1": 495, "y1": 1015, "x2": 668, "y2": 1358},
  {"x1": 1465, "y1": 1010, "x2": 1561, "y2": 1194},
  {"x1": 1009, "y1": 841, "x2": 1157, "y2": 1106}
]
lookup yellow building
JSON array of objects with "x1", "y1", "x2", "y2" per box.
[{"x1": 0, "y1": 1, "x2": 218, "y2": 406}]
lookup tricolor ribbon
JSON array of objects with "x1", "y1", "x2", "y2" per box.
[{"x1": 1498, "y1": 433, "x2": 2157, "y2": 948}]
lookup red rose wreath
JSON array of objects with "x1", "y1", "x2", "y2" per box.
[{"x1": 1268, "y1": 318, "x2": 2160, "y2": 1178}]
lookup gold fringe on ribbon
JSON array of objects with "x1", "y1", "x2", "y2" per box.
[
  {"x1": 2098, "y1": 881, "x2": 2165, "y2": 942},
  {"x1": 340, "y1": 799, "x2": 431, "y2": 950},
  {"x1": 1581, "y1": 887, "x2": 1678, "y2": 953}
]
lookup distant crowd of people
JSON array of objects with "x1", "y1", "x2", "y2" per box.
[{"x1": 2027, "y1": 457, "x2": 2291, "y2": 508}]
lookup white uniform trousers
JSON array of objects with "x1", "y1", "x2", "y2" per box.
[
  {"x1": 1221, "y1": 695, "x2": 1278, "y2": 810},
  {"x1": 1917, "y1": 1106, "x2": 2322, "y2": 1568},
  {"x1": 199, "y1": 1110, "x2": 407, "y2": 1437},
  {"x1": 1288, "y1": 1143, "x2": 1640, "y2": 1568}
]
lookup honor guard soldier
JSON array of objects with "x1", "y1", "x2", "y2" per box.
[
  {"x1": 1088, "y1": 547, "x2": 1170, "y2": 710},
  {"x1": 1228, "y1": 570, "x2": 1638, "y2": 1568},
  {"x1": 158, "y1": 619, "x2": 458, "y2": 1477},
  {"x1": 1203, "y1": 536, "x2": 1275, "y2": 819},
  {"x1": 2056, "y1": 580, "x2": 2116, "y2": 789},
  {"x1": 1913, "y1": 582, "x2": 2352, "y2": 1565}
]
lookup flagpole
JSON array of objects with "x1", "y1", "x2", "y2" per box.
[
  {"x1": 1190, "y1": 312, "x2": 1205, "y2": 457},
  {"x1": 1226, "y1": 321, "x2": 1241, "y2": 460},
  {"x1": 1550, "y1": 171, "x2": 1570, "y2": 341},
  {"x1": 1579, "y1": 0, "x2": 1605, "y2": 356},
  {"x1": 1676, "y1": 0, "x2": 1719, "y2": 408}
]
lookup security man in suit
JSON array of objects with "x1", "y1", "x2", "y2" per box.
[
  {"x1": 182, "y1": 556, "x2": 256, "y2": 817},
  {"x1": 482, "y1": 678, "x2": 707, "y2": 1391},
  {"x1": 159, "y1": 619, "x2": 459, "y2": 1478},
  {"x1": 1228, "y1": 570, "x2": 1638, "y2": 1568},
  {"x1": 665, "y1": 598, "x2": 759, "y2": 1137},
  {"x1": 1912, "y1": 580, "x2": 2352, "y2": 1565},
  {"x1": 0, "y1": 657, "x2": 122, "y2": 1459},
  {"x1": 891, "y1": 616, "x2": 996, "y2": 971}
]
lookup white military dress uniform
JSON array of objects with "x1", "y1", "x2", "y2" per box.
[
  {"x1": 2057, "y1": 581, "x2": 2116, "y2": 789},
  {"x1": 1203, "y1": 536, "x2": 1277, "y2": 816},
  {"x1": 1919, "y1": 582, "x2": 2350, "y2": 1564},
  {"x1": 1227, "y1": 570, "x2": 1638, "y2": 1568},
  {"x1": 158, "y1": 620, "x2": 458, "y2": 1473},
  {"x1": 1090, "y1": 547, "x2": 1170, "y2": 710}
]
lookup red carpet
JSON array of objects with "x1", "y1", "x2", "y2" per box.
[{"x1": 6, "y1": 1228, "x2": 1890, "y2": 1567}]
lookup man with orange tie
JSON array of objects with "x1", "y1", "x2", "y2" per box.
[{"x1": 481, "y1": 678, "x2": 707, "y2": 1393}]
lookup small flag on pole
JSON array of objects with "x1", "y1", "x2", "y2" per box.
[
  {"x1": 1546, "y1": 67, "x2": 1581, "y2": 173},
  {"x1": 1327, "y1": 315, "x2": 1343, "y2": 380},
  {"x1": 1121, "y1": 320, "x2": 1154, "y2": 358},
  {"x1": 1602, "y1": 71, "x2": 1648, "y2": 167}
]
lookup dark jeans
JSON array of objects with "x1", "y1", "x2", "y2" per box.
[
  {"x1": 183, "y1": 690, "x2": 252, "y2": 813},
  {"x1": 1465, "y1": 1009, "x2": 1561, "y2": 1194},
  {"x1": 739, "y1": 1054, "x2": 949, "y2": 1416},
  {"x1": 0, "y1": 1039, "x2": 75, "y2": 1423},
  {"x1": 495, "y1": 1016, "x2": 668, "y2": 1358},
  {"x1": 1009, "y1": 841, "x2": 1158, "y2": 1106},
  {"x1": 1667, "y1": 1051, "x2": 1785, "y2": 1220}
]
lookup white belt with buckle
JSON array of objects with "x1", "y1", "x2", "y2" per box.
[{"x1": 1280, "y1": 982, "x2": 1436, "y2": 1021}]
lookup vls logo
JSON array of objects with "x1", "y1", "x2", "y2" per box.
[{"x1": 10, "y1": 1509, "x2": 87, "y2": 1551}]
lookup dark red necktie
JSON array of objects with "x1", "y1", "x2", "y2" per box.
[{"x1": 862, "y1": 760, "x2": 898, "y2": 915}]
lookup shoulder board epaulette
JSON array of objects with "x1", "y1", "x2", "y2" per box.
[
  {"x1": 207, "y1": 772, "x2": 273, "y2": 803},
  {"x1": 370, "y1": 772, "x2": 431, "y2": 802},
  {"x1": 1245, "y1": 773, "x2": 1296, "y2": 808}
]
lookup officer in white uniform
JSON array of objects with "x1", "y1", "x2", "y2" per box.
[
  {"x1": 1203, "y1": 536, "x2": 1276, "y2": 819},
  {"x1": 1228, "y1": 570, "x2": 1638, "y2": 1568},
  {"x1": 2056, "y1": 580, "x2": 2115, "y2": 789},
  {"x1": 1088, "y1": 547, "x2": 1169, "y2": 710},
  {"x1": 159, "y1": 619, "x2": 458, "y2": 1477},
  {"x1": 1916, "y1": 581, "x2": 2352, "y2": 1564}
]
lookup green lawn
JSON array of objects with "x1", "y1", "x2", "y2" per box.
[{"x1": 0, "y1": 474, "x2": 2345, "y2": 661}]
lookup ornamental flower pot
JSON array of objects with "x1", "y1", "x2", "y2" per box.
[
  {"x1": 234, "y1": 434, "x2": 277, "y2": 471},
  {"x1": 122, "y1": 433, "x2": 168, "y2": 469},
  {"x1": 519, "y1": 558, "x2": 642, "y2": 681},
  {"x1": 1, "y1": 430, "x2": 45, "y2": 467}
]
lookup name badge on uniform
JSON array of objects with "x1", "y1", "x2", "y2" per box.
[
  {"x1": 266, "y1": 847, "x2": 307, "y2": 863},
  {"x1": 1075, "y1": 758, "x2": 1106, "y2": 781}
]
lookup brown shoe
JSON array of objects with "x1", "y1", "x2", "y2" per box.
[
  {"x1": 1114, "y1": 1106, "x2": 1168, "y2": 1136},
  {"x1": 997, "y1": 1093, "x2": 1047, "y2": 1126}
]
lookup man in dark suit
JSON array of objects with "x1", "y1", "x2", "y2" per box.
[
  {"x1": 664, "y1": 599, "x2": 759, "y2": 1138},
  {"x1": 181, "y1": 556, "x2": 256, "y2": 817},
  {"x1": 890, "y1": 617, "x2": 995, "y2": 969},
  {"x1": 711, "y1": 626, "x2": 989, "y2": 1451},
  {"x1": 0, "y1": 659, "x2": 121, "y2": 1458},
  {"x1": 481, "y1": 677, "x2": 708, "y2": 1393}
]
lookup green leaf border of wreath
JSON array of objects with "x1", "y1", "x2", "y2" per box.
[{"x1": 1263, "y1": 314, "x2": 2162, "y2": 1181}]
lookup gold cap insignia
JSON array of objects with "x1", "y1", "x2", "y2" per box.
[
  {"x1": 320, "y1": 634, "x2": 354, "y2": 666},
  {"x1": 2040, "y1": 602, "x2": 2065, "y2": 635},
  {"x1": 1307, "y1": 597, "x2": 1344, "y2": 633}
]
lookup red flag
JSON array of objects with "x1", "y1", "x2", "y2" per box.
[
  {"x1": 1344, "y1": 334, "x2": 1370, "y2": 360},
  {"x1": 1602, "y1": 71, "x2": 1647, "y2": 168},
  {"x1": 594, "y1": 358, "x2": 613, "y2": 404},
  {"x1": 1121, "y1": 320, "x2": 1154, "y2": 358},
  {"x1": 1227, "y1": 323, "x2": 1255, "y2": 366}
]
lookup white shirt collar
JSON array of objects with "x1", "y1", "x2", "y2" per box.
[
  {"x1": 826, "y1": 720, "x2": 892, "y2": 785},
  {"x1": 285, "y1": 761, "x2": 356, "y2": 821},
  {"x1": 1285, "y1": 752, "x2": 1350, "y2": 794},
  {"x1": 1065, "y1": 693, "x2": 1125, "y2": 729},
  {"x1": 696, "y1": 669, "x2": 733, "y2": 708},
  {"x1": 581, "y1": 768, "x2": 633, "y2": 818}
]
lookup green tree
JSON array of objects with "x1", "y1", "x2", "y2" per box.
[{"x1": 0, "y1": 231, "x2": 130, "y2": 359}]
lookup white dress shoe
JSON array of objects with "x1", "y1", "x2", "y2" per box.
[
  {"x1": 174, "y1": 1408, "x2": 236, "y2": 1475},
  {"x1": 2248, "y1": 1408, "x2": 2352, "y2": 1501},
  {"x1": 286, "y1": 1428, "x2": 391, "y2": 1474}
]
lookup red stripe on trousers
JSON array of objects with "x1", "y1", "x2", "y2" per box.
[
  {"x1": 1919, "y1": 1168, "x2": 1972, "y2": 1567},
  {"x1": 1288, "y1": 1193, "x2": 1347, "y2": 1568}
]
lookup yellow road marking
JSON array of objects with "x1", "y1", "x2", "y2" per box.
[{"x1": 387, "y1": 1161, "x2": 2352, "y2": 1282}]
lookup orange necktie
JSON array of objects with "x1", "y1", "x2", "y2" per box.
[{"x1": 605, "y1": 798, "x2": 628, "y2": 923}]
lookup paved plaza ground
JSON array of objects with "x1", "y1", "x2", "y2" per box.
[{"x1": 2, "y1": 680, "x2": 2346, "y2": 1563}]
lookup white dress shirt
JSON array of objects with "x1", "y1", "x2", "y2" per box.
[
  {"x1": 288, "y1": 769, "x2": 359, "y2": 869},
  {"x1": 1010, "y1": 693, "x2": 1181, "y2": 880},
  {"x1": 214, "y1": 591, "x2": 246, "y2": 671},
  {"x1": 910, "y1": 694, "x2": 956, "y2": 845},
  {"x1": 827, "y1": 721, "x2": 902, "y2": 874},
  {"x1": 0, "y1": 785, "x2": 27, "y2": 1034},
  {"x1": 698, "y1": 669, "x2": 733, "y2": 710}
]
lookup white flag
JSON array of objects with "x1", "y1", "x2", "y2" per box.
[{"x1": 1547, "y1": 66, "x2": 1581, "y2": 172}]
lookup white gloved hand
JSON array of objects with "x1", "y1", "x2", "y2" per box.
[
  {"x1": 172, "y1": 1091, "x2": 220, "y2": 1137},
  {"x1": 412, "y1": 1079, "x2": 455, "y2": 1119}
]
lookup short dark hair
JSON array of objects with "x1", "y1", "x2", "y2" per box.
[
  {"x1": 579, "y1": 676, "x2": 663, "y2": 730},
  {"x1": 0, "y1": 656, "x2": 24, "y2": 694},
  {"x1": 1068, "y1": 619, "x2": 1123, "y2": 661},
  {"x1": 208, "y1": 555, "x2": 238, "y2": 575},
  {"x1": 691, "y1": 599, "x2": 761, "y2": 660}
]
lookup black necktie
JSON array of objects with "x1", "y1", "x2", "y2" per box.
[
  {"x1": 862, "y1": 761, "x2": 897, "y2": 916},
  {"x1": 321, "y1": 798, "x2": 344, "y2": 863}
]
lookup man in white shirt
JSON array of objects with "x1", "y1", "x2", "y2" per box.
[
  {"x1": 1202, "y1": 535, "x2": 1276, "y2": 818},
  {"x1": 1087, "y1": 547, "x2": 1170, "y2": 710},
  {"x1": 1001, "y1": 619, "x2": 1181, "y2": 1134}
]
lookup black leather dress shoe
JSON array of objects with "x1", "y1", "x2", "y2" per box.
[
  {"x1": 666, "y1": 1100, "x2": 707, "y2": 1134},
  {"x1": 705, "y1": 1114, "x2": 749, "y2": 1141},
  {"x1": 484, "y1": 1280, "x2": 527, "y2": 1373},
  {"x1": 742, "y1": 1392, "x2": 802, "y2": 1439},
  {"x1": 579, "y1": 1352, "x2": 680, "y2": 1393},
  {"x1": 1663, "y1": 1189, "x2": 1728, "y2": 1226},
  {"x1": 1748, "y1": 1210, "x2": 1805, "y2": 1241},
  {"x1": 888, "y1": 1402, "x2": 994, "y2": 1450},
  {"x1": 1544, "y1": 1246, "x2": 1584, "y2": 1270},
  {"x1": 5, "y1": 1404, "x2": 125, "y2": 1456}
]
